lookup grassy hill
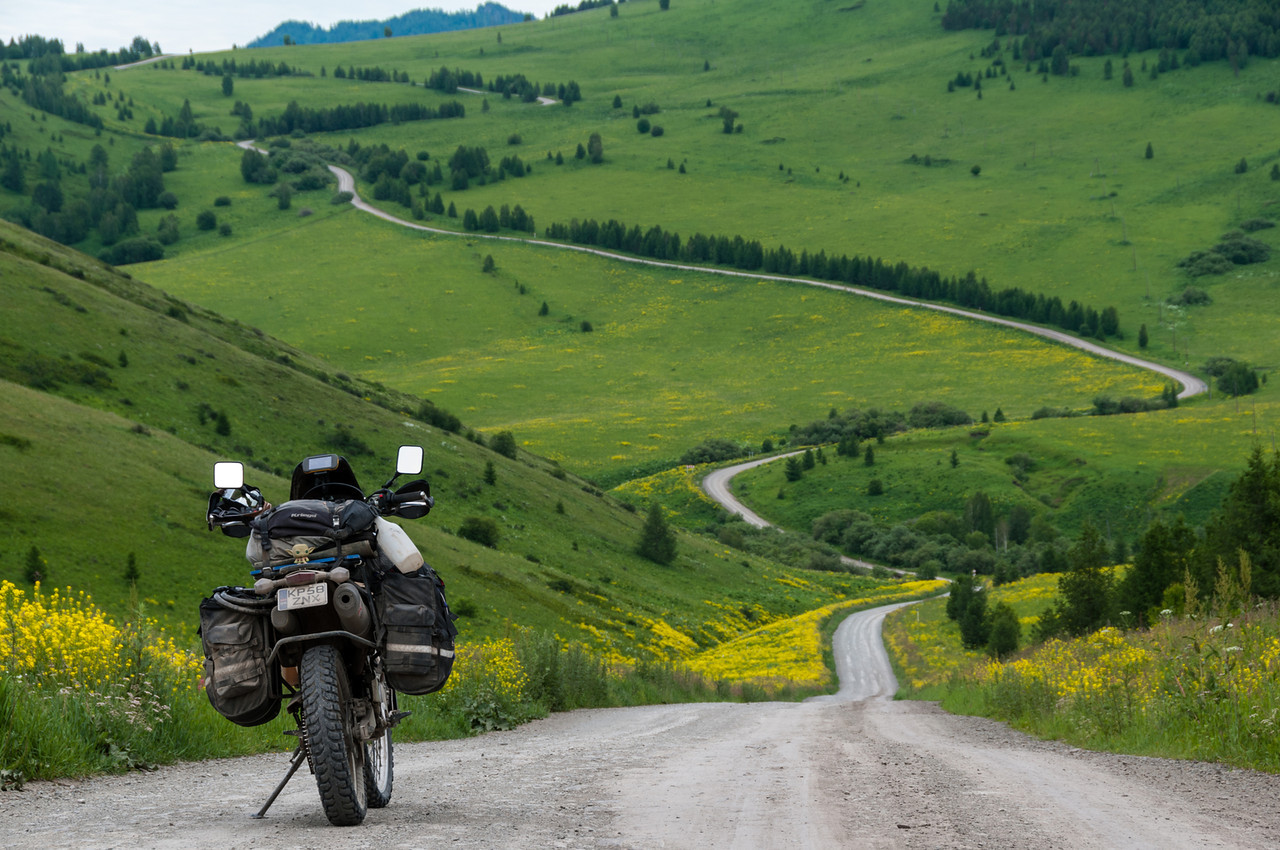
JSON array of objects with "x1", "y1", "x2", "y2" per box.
[
  {"x1": 2, "y1": 0, "x2": 1278, "y2": 601},
  {"x1": 0, "y1": 222, "x2": 888, "y2": 656}
]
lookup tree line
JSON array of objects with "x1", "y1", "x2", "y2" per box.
[
  {"x1": 2, "y1": 62, "x2": 104, "y2": 132},
  {"x1": 1, "y1": 34, "x2": 161, "y2": 72},
  {"x1": 542, "y1": 217, "x2": 1122, "y2": 339},
  {"x1": 4, "y1": 140, "x2": 178, "y2": 263},
  {"x1": 942, "y1": 0, "x2": 1280, "y2": 68},
  {"x1": 186, "y1": 56, "x2": 310, "y2": 79},
  {"x1": 237, "y1": 99, "x2": 464, "y2": 138},
  {"x1": 423, "y1": 65, "x2": 583, "y2": 105}
]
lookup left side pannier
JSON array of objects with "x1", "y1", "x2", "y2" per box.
[{"x1": 198, "y1": 587, "x2": 281, "y2": 727}]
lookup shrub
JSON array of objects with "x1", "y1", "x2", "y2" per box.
[
  {"x1": 650, "y1": 125, "x2": 665, "y2": 137},
  {"x1": 457, "y1": 516, "x2": 501, "y2": 548},
  {"x1": 1168, "y1": 285, "x2": 1213, "y2": 306},
  {"x1": 637, "y1": 118, "x2": 651, "y2": 134},
  {"x1": 679, "y1": 438, "x2": 743, "y2": 465},
  {"x1": 331, "y1": 191, "x2": 353, "y2": 205},
  {"x1": 213, "y1": 196, "x2": 231, "y2": 207},
  {"x1": 907, "y1": 400, "x2": 972, "y2": 429},
  {"x1": 100, "y1": 238, "x2": 164, "y2": 266},
  {"x1": 1176, "y1": 251, "x2": 1233, "y2": 277},
  {"x1": 195, "y1": 210, "x2": 217, "y2": 231},
  {"x1": 489, "y1": 430, "x2": 518, "y2": 459}
]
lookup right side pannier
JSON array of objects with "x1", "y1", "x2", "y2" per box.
[{"x1": 375, "y1": 565, "x2": 458, "y2": 695}]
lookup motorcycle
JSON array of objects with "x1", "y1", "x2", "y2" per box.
[{"x1": 201, "y1": 445, "x2": 454, "y2": 826}]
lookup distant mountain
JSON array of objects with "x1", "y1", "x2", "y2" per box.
[{"x1": 247, "y1": 2, "x2": 529, "y2": 48}]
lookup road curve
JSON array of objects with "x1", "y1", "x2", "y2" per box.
[
  {"x1": 317, "y1": 156, "x2": 1207, "y2": 400},
  {"x1": 702, "y1": 452, "x2": 887, "y2": 573},
  {"x1": 701, "y1": 451, "x2": 803, "y2": 529}
]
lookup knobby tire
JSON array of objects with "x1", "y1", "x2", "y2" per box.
[{"x1": 300, "y1": 644, "x2": 367, "y2": 826}]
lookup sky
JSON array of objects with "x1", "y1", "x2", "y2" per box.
[{"x1": 3, "y1": 1, "x2": 564, "y2": 55}]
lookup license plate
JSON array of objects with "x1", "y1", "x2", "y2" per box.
[{"x1": 278, "y1": 583, "x2": 328, "y2": 611}]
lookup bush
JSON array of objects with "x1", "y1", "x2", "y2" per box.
[
  {"x1": 650, "y1": 125, "x2": 665, "y2": 137},
  {"x1": 195, "y1": 210, "x2": 217, "y2": 231},
  {"x1": 1167, "y1": 286, "x2": 1213, "y2": 306},
  {"x1": 457, "y1": 516, "x2": 501, "y2": 548},
  {"x1": 331, "y1": 191, "x2": 353, "y2": 205},
  {"x1": 213, "y1": 196, "x2": 231, "y2": 207},
  {"x1": 637, "y1": 118, "x2": 651, "y2": 134},
  {"x1": 489, "y1": 430, "x2": 518, "y2": 459},
  {"x1": 1239, "y1": 218, "x2": 1275, "y2": 232},
  {"x1": 907, "y1": 400, "x2": 973, "y2": 429},
  {"x1": 679, "y1": 438, "x2": 743, "y2": 465},
  {"x1": 100, "y1": 238, "x2": 164, "y2": 266}
]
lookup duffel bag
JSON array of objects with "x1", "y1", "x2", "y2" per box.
[
  {"x1": 376, "y1": 566, "x2": 458, "y2": 695},
  {"x1": 198, "y1": 588, "x2": 281, "y2": 727},
  {"x1": 249, "y1": 499, "x2": 377, "y2": 569}
]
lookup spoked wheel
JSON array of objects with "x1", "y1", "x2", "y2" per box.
[
  {"x1": 300, "y1": 644, "x2": 367, "y2": 826},
  {"x1": 363, "y1": 726, "x2": 393, "y2": 808}
]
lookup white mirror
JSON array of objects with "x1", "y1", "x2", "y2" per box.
[
  {"x1": 396, "y1": 445, "x2": 424, "y2": 476},
  {"x1": 214, "y1": 461, "x2": 245, "y2": 490}
]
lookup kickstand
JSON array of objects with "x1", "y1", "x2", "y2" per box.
[{"x1": 250, "y1": 744, "x2": 307, "y2": 819}]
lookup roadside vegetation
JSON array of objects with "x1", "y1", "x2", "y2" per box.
[{"x1": 883, "y1": 446, "x2": 1280, "y2": 772}]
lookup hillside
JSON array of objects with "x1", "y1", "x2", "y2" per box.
[
  {"x1": 1, "y1": 0, "x2": 1277, "y2": 586},
  {"x1": 247, "y1": 4, "x2": 528, "y2": 48},
  {"x1": 0, "y1": 221, "x2": 886, "y2": 654}
]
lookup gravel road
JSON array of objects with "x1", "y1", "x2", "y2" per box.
[{"x1": 5, "y1": 601, "x2": 1279, "y2": 849}]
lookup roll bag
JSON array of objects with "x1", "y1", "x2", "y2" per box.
[
  {"x1": 376, "y1": 566, "x2": 458, "y2": 695},
  {"x1": 248, "y1": 499, "x2": 377, "y2": 569},
  {"x1": 198, "y1": 588, "x2": 281, "y2": 727}
]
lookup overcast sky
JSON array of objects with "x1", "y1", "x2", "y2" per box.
[{"x1": 4, "y1": 1, "x2": 564, "y2": 55}]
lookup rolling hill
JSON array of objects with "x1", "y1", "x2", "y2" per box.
[{"x1": 1, "y1": 0, "x2": 1278, "y2": 627}]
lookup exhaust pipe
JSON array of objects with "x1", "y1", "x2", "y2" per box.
[{"x1": 333, "y1": 583, "x2": 373, "y2": 640}]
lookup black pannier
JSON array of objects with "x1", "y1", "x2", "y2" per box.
[
  {"x1": 376, "y1": 566, "x2": 458, "y2": 695},
  {"x1": 249, "y1": 499, "x2": 377, "y2": 569},
  {"x1": 198, "y1": 588, "x2": 281, "y2": 727}
]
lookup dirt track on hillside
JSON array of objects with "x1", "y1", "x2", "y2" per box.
[{"x1": 4, "y1": 601, "x2": 1279, "y2": 848}]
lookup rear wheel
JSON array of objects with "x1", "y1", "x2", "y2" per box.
[
  {"x1": 363, "y1": 728, "x2": 393, "y2": 808},
  {"x1": 300, "y1": 644, "x2": 367, "y2": 826}
]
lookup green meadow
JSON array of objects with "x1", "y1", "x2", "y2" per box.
[
  {"x1": 2, "y1": 0, "x2": 1279, "y2": 646},
  {"x1": 142, "y1": 210, "x2": 1166, "y2": 483},
  {"x1": 94, "y1": 0, "x2": 1280, "y2": 374}
]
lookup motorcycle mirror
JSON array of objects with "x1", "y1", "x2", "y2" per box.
[
  {"x1": 214, "y1": 461, "x2": 244, "y2": 490},
  {"x1": 396, "y1": 445, "x2": 424, "y2": 476}
]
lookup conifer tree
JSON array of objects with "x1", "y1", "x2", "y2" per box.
[{"x1": 637, "y1": 502, "x2": 677, "y2": 564}]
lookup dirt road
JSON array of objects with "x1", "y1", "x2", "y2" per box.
[{"x1": 5, "y1": 601, "x2": 1278, "y2": 848}]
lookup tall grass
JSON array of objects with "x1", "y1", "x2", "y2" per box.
[
  {"x1": 884, "y1": 572, "x2": 1280, "y2": 772},
  {"x1": 942, "y1": 604, "x2": 1280, "y2": 771},
  {"x1": 0, "y1": 577, "x2": 868, "y2": 786}
]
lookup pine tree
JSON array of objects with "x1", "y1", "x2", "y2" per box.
[
  {"x1": 24, "y1": 546, "x2": 46, "y2": 584},
  {"x1": 483, "y1": 460, "x2": 496, "y2": 485},
  {"x1": 637, "y1": 502, "x2": 677, "y2": 564},
  {"x1": 124, "y1": 552, "x2": 140, "y2": 585}
]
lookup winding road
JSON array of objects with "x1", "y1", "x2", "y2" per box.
[
  {"x1": 5, "y1": 601, "x2": 1278, "y2": 848},
  {"x1": 318, "y1": 158, "x2": 1207, "y2": 400}
]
